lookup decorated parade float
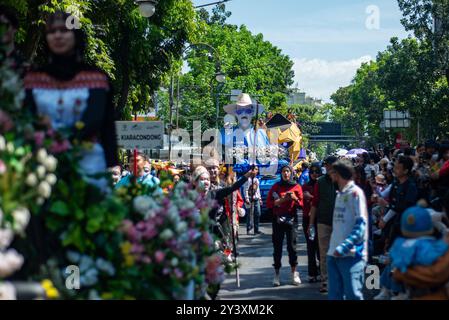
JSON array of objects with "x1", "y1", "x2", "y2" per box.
[
  {"x1": 216, "y1": 93, "x2": 305, "y2": 214},
  {"x1": 0, "y1": 37, "x2": 224, "y2": 301}
]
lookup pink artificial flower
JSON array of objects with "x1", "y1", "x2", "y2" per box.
[
  {"x1": 162, "y1": 198, "x2": 170, "y2": 207},
  {"x1": 174, "y1": 268, "x2": 184, "y2": 279},
  {"x1": 202, "y1": 232, "x2": 213, "y2": 246},
  {"x1": 49, "y1": 139, "x2": 70, "y2": 154},
  {"x1": 126, "y1": 226, "x2": 141, "y2": 242},
  {"x1": 205, "y1": 255, "x2": 225, "y2": 284},
  {"x1": 141, "y1": 255, "x2": 152, "y2": 264},
  {"x1": 154, "y1": 250, "x2": 165, "y2": 264},
  {"x1": 131, "y1": 243, "x2": 145, "y2": 254},
  {"x1": 0, "y1": 160, "x2": 6, "y2": 174},
  {"x1": 162, "y1": 268, "x2": 170, "y2": 275},
  {"x1": 188, "y1": 229, "x2": 198, "y2": 241},
  {"x1": 46, "y1": 129, "x2": 55, "y2": 137},
  {"x1": 154, "y1": 216, "x2": 164, "y2": 226},
  {"x1": 179, "y1": 209, "x2": 190, "y2": 218},
  {"x1": 136, "y1": 221, "x2": 146, "y2": 231},
  {"x1": 121, "y1": 219, "x2": 133, "y2": 233},
  {"x1": 0, "y1": 110, "x2": 14, "y2": 132},
  {"x1": 143, "y1": 229, "x2": 157, "y2": 240},
  {"x1": 33, "y1": 131, "x2": 45, "y2": 147}
]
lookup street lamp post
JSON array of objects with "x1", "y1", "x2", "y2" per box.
[
  {"x1": 136, "y1": 0, "x2": 159, "y2": 18},
  {"x1": 215, "y1": 71, "x2": 226, "y2": 128},
  {"x1": 175, "y1": 43, "x2": 225, "y2": 129},
  {"x1": 194, "y1": 0, "x2": 232, "y2": 9}
]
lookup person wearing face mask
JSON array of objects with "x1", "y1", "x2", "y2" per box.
[
  {"x1": 24, "y1": 11, "x2": 118, "y2": 192},
  {"x1": 204, "y1": 158, "x2": 224, "y2": 190},
  {"x1": 192, "y1": 166, "x2": 257, "y2": 230},
  {"x1": 115, "y1": 152, "x2": 160, "y2": 189},
  {"x1": 110, "y1": 165, "x2": 122, "y2": 185},
  {"x1": 266, "y1": 165, "x2": 304, "y2": 287}
]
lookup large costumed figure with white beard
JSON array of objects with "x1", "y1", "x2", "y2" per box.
[{"x1": 217, "y1": 93, "x2": 285, "y2": 175}]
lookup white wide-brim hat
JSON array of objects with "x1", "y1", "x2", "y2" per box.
[{"x1": 224, "y1": 93, "x2": 265, "y2": 116}]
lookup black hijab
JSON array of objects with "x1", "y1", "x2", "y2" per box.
[
  {"x1": 40, "y1": 11, "x2": 92, "y2": 81},
  {"x1": 279, "y1": 165, "x2": 297, "y2": 186},
  {"x1": 42, "y1": 54, "x2": 92, "y2": 81}
]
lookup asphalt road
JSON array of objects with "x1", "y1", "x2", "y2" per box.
[{"x1": 218, "y1": 221, "x2": 326, "y2": 300}]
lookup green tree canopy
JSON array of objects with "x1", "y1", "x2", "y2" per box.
[{"x1": 161, "y1": 12, "x2": 295, "y2": 131}]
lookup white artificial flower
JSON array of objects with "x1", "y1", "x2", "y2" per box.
[
  {"x1": 0, "y1": 249, "x2": 24, "y2": 278},
  {"x1": 36, "y1": 165, "x2": 46, "y2": 179},
  {"x1": 160, "y1": 229, "x2": 174, "y2": 241},
  {"x1": 0, "y1": 136, "x2": 5, "y2": 151},
  {"x1": 95, "y1": 258, "x2": 115, "y2": 276},
  {"x1": 176, "y1": 221, "x2": 188, "y2": 234},
  {"x1": 167, "y1": 205, "x2": 179, "y2": 221},
  {"x1": 182, "y1": 200, "x2": 195, "y2": 210},
  {"x1": 79, "y1": 255, "x2": 95, "y2": 272},
  {"x1": 6, "y1": 142, "x2": 14, "y2": 153},
  {"x1": 0, "y1": 228, "x2": 14, "y2": 250},
  {"x1": 88, "y1": 289, "x2": 101, "y2": 300},
  {"x1": 36, "y1": 197, "x2": 45, "y2": 205},
  {"x1": 37, "y1": 181, "x2": 51, "y2": 199},
  {"x1": 66, "y1": 251, "x2": 81, "y2": 264},
  {"x1": 142, "y1": 210, "x2": 156, "y2": 220},
  {"x1": 11, "y1": 207, "x2": 30, "y2": 233},
  {"x1": 133, "y1": 196, "x2": 152, "y2": 215},
  {"x1": 25, "y1": 173, "x2": 38, "y2": 187},
  {"x1": 45, "y1": 173, "x2": 57, "y2": 186},
  {"x1": 0, "y1": 282, "x2": 16, "y2": 300},
  {"x1": 171, "y1": 257, "x2": 179, "y2": 267},
  {"x1": 14, "y1": 90, "x2": 25, "y2": 109},
  {"x1": 36, "y1": 149, "x2": 48, "y2": 164},
  {"x1": 44, "y1": 156, "x2": 57, "y2": 172},
  {"x1": 81, "y1": 268, "x2": 99, "y2": 286}
]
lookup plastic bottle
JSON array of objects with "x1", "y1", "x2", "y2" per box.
[{"x1": 309, "y1": 225, "x2": 316, "y2": 241}]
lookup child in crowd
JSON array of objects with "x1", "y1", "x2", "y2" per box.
[{"x1": 375, "y1": 205, "x2": 449, "y2": 300}]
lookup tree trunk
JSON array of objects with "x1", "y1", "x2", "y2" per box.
[
  {"x1": 117, "y1": 24, "x2": 130, "y2": 120},
  {"x1": 19, "y1": 0, "x2": 46, "y2": 63}
]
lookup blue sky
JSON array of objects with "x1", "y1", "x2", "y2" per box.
[{"x1": 192, "y1": 0, "x2": 411, "y2": 101}]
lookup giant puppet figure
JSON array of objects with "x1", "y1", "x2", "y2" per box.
[{"x1": 218, "y1": 93, "x2": 280, "y2": 175}]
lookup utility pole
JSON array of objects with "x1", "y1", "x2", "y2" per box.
[
  {"x1": 168, "y1": 74, "x2": 174, "y2": 161},
  {"x1": 176, "y1": 75, "x2": 180, "y2": 129}
]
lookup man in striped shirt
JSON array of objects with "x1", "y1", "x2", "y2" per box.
[{"x1": 327, "y1": 159, "x2": 368, "y2": 300}]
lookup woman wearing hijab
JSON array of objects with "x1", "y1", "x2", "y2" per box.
[
  {"x1": 302, "y1": 162, "x2": 322, "y2": 282},
  {"x1": 266, "y1": 165, "x2": 304, "y2": 286},
  {"x1": 23, "y1": 11, "x2": 118, "y2": 191}
]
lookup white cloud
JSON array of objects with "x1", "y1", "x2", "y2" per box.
[{"x1": 292, "y1": 56, "x2": 373, "y2": 102}]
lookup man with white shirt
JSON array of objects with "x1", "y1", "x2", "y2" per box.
[
  {"x1": 244, "y1": 166, "x2": 263, "y2": 235},
  {"x1": 327, "y1": 159, "x2": 368, "y2": 300}
]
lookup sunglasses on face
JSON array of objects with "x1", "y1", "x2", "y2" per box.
[{"x1": 236, "y1": 108, "x2": 253, "y2": 116}]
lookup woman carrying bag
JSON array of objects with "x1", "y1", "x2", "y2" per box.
[{"x1": 266, "y1": 165, "x2": 303, "y2": 287}]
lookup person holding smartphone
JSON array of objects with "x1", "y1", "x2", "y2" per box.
[{"x1": 266, "y1": 165, "x2": 303, "y2": 287}]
